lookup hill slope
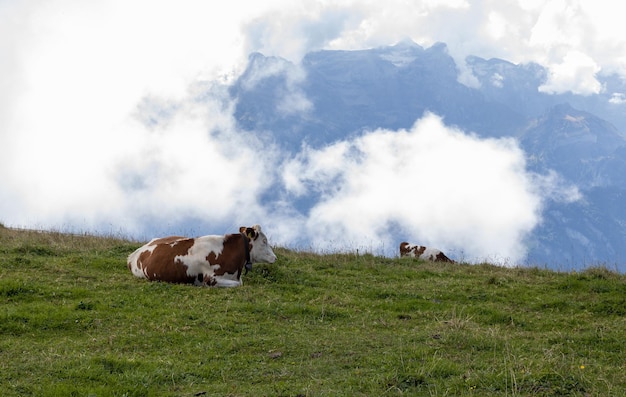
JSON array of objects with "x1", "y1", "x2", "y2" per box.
[{"x1": 1, "y1": 226, "x2": 625, "y2": 396}]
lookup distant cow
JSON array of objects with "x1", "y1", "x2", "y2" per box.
[
  {"x1": 127, "y1": 225, "x2": 277, "y2": 287},
  {"x1": 399, "y1": 242, "x2": 454, "y2": 263}
]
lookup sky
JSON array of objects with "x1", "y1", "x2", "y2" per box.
[{"x1": 0, "y1": 0, "x2": 621, "y2": 263}]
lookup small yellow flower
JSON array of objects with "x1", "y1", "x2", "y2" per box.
[{"x1": 579, "y1": 365, "x2": 585, "y2": 370}]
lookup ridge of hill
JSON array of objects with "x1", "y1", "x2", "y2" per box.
[{"x1": 1, "y1": 226, "x2": 625, "y2": 395}]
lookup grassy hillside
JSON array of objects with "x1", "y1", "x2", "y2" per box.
[{"x1": 1, "y1": 225, "x2": 625, "y2": 396}]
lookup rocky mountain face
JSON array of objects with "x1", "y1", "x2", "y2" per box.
[
  {"x1": 519, "y1": 105, "x2": 626, "y2": 267},
  {"x1": 229, "y1": 41, "x2": 626, "y2": 270}
]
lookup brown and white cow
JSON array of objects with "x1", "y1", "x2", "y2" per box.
[
  {"x1": 127, "y1": 225, "x2": 277, "y2": 287},
  {"x1": 399, "y1": 242, "x2": 454, "y2": 263}
]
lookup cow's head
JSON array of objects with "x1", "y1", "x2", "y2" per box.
[
  {"x1": 399, "y1": 242, "x2": 411, "y2": 257},
  {"x1": 240, "y1": 224, "x2": 277, "y2": 264}
]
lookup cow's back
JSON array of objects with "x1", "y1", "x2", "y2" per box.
[
  {"x1": 420, "y1": 247, "x2": 454, "y2": 262},
  {"x1": 127, "y1": 236, "x2": 198, "y2": 283}
]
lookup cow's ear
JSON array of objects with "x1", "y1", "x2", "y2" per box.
[
  {"x1": 245, "y1": 227, "x2": 257, "y2": 240},
  {"x1": 239, "y1": 226, "x2": 258, "y2": 239}
]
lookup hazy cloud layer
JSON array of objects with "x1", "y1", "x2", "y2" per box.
[{"x1": 0, "y1": 0, "x2": 613, "y2": 261}]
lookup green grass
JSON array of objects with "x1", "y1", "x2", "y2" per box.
[{"x1": 1, "y1": 225, "x2": 625, "y2": 396}]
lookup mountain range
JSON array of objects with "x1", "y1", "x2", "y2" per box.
[{"x1": 229, "y1": 40, "x2": 626, "y2": 271}]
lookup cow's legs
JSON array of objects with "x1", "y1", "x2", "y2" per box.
[{"x1": 211, "y1": 277, "x2": 242, "y2": 288}]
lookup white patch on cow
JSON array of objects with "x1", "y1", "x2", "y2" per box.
[
  {"x1": 420, "y1": 247, "x2": 444, "y2": 261},
  {"x1": 175, "y1": 235, "x2": 226, "y2": 278},
  {"x1": 127, "y1": 243, "x2": 159, "y2": 279}
]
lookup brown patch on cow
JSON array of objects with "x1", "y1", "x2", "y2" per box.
[
  {"x1": 435, "y1": 252, "x2": 454, "y2": 263},
  {"x1": 138, "y1": 237, "x2": 196, "y2": 283},
  {"x1": 415, "y1": 246, "x2": 426, "y2": 255},
  {"x1": 205, "y1": 233, "x2": 247, "y2": 277}
]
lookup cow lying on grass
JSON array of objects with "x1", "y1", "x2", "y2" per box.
[
  {"x1": 127, "y1": 225, "x2": 277, "y2": 287},
  {"x1": 399, "y1": 242, "x2": 455, "y2": 263}
]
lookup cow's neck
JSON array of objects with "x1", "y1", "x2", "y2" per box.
[{"x1": 241, "y1": 233, "x2": 253, "y2": 274}]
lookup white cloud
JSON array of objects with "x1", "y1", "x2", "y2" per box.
[
  {"x1": 0, "y1": 0, "x2": 274, "y2": 234},
  {"x1": 538, "y1": 51, "x2": 602, "y2": 95},
  {"x1": 0, "y1": 80, "x2": 279, "y2": 236},
  {"x1": 491, "y1": 73, "x2": 504, "y2": 88},
  {"x1": 609, "y1": 93, "x2": 626, "y2": 105},
  {"x1": 531, "y1": 170, "x2": 581, "y2": 204},
  {"x1": 280, "y1": 114, "x2": 547, "y2": 263},
  {"x1": 239, "y1": 55, "x2": 313, "y2": 116}
]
